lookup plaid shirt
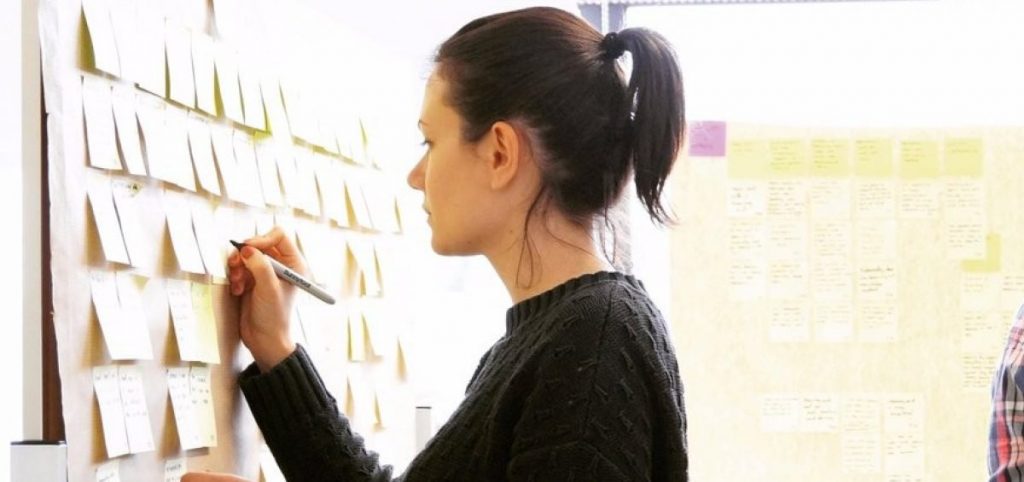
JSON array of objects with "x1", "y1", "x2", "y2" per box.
[{"x1": 990, "y1": 304, "x2": 1024, "y2": 481}]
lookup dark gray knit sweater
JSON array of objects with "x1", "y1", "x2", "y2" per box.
[{"x1": 239, "y1": 271, "x2": 688, "y2": 481}]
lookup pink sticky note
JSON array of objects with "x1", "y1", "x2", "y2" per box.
[{"x1": 688, "y1": 121, "x2": 727, "y2": 157}]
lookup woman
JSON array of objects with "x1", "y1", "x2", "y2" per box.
[{"x1": 186, "y1": 6, "x2": 687, "y2": 481}]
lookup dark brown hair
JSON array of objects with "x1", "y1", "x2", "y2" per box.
[{"x1": 434, "y1": 7, "x2": 685, "y2": 227}]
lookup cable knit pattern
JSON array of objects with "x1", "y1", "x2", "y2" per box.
[{"x1": 239, "y1": 271, "x2": 688, "y2": 481}]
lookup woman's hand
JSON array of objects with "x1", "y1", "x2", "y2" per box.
[
  {"x1": 228, "y1": 227, "x2": 310, "y2": 372},
  {"x1": 181, "y1": 472, "x2": 251, "y2": 482}
]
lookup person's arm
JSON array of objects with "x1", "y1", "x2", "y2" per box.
[
  {"x1": 989, "y1": 305, "x2": 1024, "y2": 481},
  {"x1": 239, "y1": 345, "x2": 395, "y2": 482}
]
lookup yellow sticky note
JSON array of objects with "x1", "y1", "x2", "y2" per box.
[
  {"x1": 899, "y1": 140, "x2": 940, "y2": 179},
  {"x1": 944, "y1": 138, "x2": 984, "y2": 177},
  {"x1": 853, "y1": 139, "x2": 894, "y2": 178},
  {"x1": 768, "y1": 139, "x2": 807, "y2": 177},
  {"x1": 809, "y1": 139, "x2": 850, "y2": 177},
  {"x1": 727, "y1": 140, "x2": 768, "y2": 179},
  {"x1": 962, "y1": 233, "x2": 1002, "y2": 273},
  {"x1": 190, "y1": 283, "x2": 221, "y2": 364}
]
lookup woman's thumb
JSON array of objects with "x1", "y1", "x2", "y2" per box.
[{"x1": 240, "y1": 246, "x2": 280, "y2": 289}]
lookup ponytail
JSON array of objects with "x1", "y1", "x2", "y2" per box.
[{"x1": 609, "y1": 28, "x2": 685, "y2": 225}]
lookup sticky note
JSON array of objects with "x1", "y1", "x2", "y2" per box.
[
  {"x1": 768, "y1": 140, "x2": 807, "y2": 177},
  {"x1": 190, "y1": 197, "x2": 227, "y2": 279},
  {"x1": 93, "y1": 365, "x2": 129, "y2": 457},
  {"x1": 687, "y1": 121, "x2": 726, "y2": 157},
  {"x1": 349, "y1": 309, "x2": 366, "y2": 362},
  {"x1": 345, "y1": 180, "x2": 374, "y2": 230},
  {"x1": 134, "y1": 6, "x2": 166, "y2": 96},
  {"x1": 255, "y1": 140, "x2": 285, "y2": 206},
  {"x1": 96, "y1": 459, "x2": 121, "y2": 482},
  {"x1": 82, "y1": 0, "x2": 120, "y2": 76},
  {"x1": 209, "y1": 123, "x2": 241, "y2": 200},
  {"x1": 190, "y1": 365, "x2": 217, "y2": 447},
  {"x1": 90, "y1": 270, "x2": 136, "y2": 359},
  {"x1": 82, "y1": 77, "x2": 122, "y2": 170},
  {"x1": 163, "y1": 106, "x2": 198, "y2": 191},
  {"x1": 809, "y1": 139, "x2": 850, "y2": 177},
  {"x1": 164, "y1": 21, "x2": 195, "y2": 108},
  {"x1": 274, "y1": 143, "x2": 301, "y2": 210},
  {"x1": 963, "y1": 233, "x2": 1002, "y2": 273},
  {"x1": 86, "y1": 170, "x2": 131, "y2": 264},
  {"x1": 162, "y1": 189, "x2": 206, "y2": 275},
  {"x1": 293, "y1": 147, "x2": 321, "y2": 216},
  {"x1": 135, "y1": 94, "x2": 171, "y2": 182},
  {"x1": 110, "y1": 83, "x2": 147, "y2": 175},
  {"x1": 166, "y1": 367, "x2": 201, "y2": 450},
  {"x1": 314, "y1": 155, "x2": 346, "y2": 225},
  {"x1": 190, "y1": 31, "x2": 217, "y2": 115},
  {"x1": 232, "y1": 131, "x2": 266, "y2": 208},
  {"x1": 164, "y1": 457, "x2": 186, "y2": 482},
  {"x1": 350, "y1": 239, "x2": 381, "y2": 296},
  {"x1": 190, "y1": 283, "x2": 221, "y2": 364},
  {"x1": 113, "y1": 271, "x2": 154, "y2": 360},
  {"x1": 185, "y1": 114, "x2": 222, "y2": 196},
  {"x1": 899, "y1": 140, "x2": 940, "y2": 179},
  {"x1": 262, "y1": 76, "x2": 292, "y2": 140},
  {"x1": 944, "y1": 138, "x2": 984, "y2": 177},
  {"x1": 373, "y1": 389, "x2": 386, "y2": 427},
  {"x1": 166, "y1": 279, "x2": 201, "y2": 362},
  {"x1": 110, "y1": 179, "x2": 156, "y2": 272},
  {"x1": 238, "y1": 60, "x2": 266, "y2": 130},
  {"x1": 727, "y1": 140, "x2": 768, "y2": 179},
  {"x1": 214, "y1": 42, "x2": 245, "y2": 125},
  {"x1": 117, "y1": 365, "x2": 155, "y2": 453},
  {"x1": 853, "y1": 139, "x2": 893, "y2": 178}
]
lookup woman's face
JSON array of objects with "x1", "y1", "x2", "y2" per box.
[{"x1": 407, "y1": 75, "x2": 507, "y2": 256}]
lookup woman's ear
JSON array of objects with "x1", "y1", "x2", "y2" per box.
[{"x1": 483, "y1": 121, "x2": 521, "y2": 190}]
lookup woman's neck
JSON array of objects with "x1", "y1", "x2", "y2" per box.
[{"x1": 484, "y1": 213, "x2": 613, "y2": 305}]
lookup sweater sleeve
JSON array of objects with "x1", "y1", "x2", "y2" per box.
[{"x1": 239, "y1": 344, "x2": 396, "y2": 482}]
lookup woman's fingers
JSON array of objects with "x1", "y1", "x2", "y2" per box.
[{"x1": 245, "y1": 227, "x2": 301, "y2": 259}]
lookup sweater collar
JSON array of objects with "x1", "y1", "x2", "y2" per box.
[{"x1": 504, "y1": 271, "x2": 642, "y2": 334}]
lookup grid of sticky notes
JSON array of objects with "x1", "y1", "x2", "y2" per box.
[{"x1": 80, "y1": 0, "x2": 410, "y2": 477}]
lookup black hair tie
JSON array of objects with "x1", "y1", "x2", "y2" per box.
[{"x1": 600, "y1": 32, "x2": 626, "y2": 61}]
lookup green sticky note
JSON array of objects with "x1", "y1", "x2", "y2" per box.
[
  {"x1": 727, "y1": 140, "x2": 768, "y2": 179},
  {"x1": 810, "y1": 139, "x2": 850, "y2": 177},
  {"x1": 899, "y1": 140, "x2": 940, "y2": 179},
  {"x1": 944, "y1": 138, "x2": 984, "y2": 177},
  {"x1": 853, "y1": 139, "x2": 893, "y2": 178},
  {"x1": 962, "y1": 233, "x2": 1002, "y2": 273},
  {"x1": 768, "y1": 139, "x2": 807, "y2": 178}
]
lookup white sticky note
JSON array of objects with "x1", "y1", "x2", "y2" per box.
[
  {"x1": 190, "y1": 365, "x2": 218, "y2": 447},
  {"x1": 262, "y1": 76, "x2": 291, "y2": 140},
  {"x1": 135, "y1": 95, "x2": 171, "y2": 182},
  {"x1": 209, "y1": 124, "x2": 241, "y2": 202},
  {"x1": 186, "y1": 114, "x2": 221, "y2": 196},
  {"x1": 162, "y1": 189, "x2": 206, "y2": 274},
  {"x1": 82, "y1": 0, "x2": 121, "y2": 76},
  {"x1": 108, "y1": 0, "x2": 138, "y2": 82},
  {"x1": 90, "y1": 270, "x2": 137, "y2": 360},
  {"x1": 134, "y1": 6, "x2": 166, "y2": 96},
  {"x1": 164, "y1": 106, "x2": 199, "y2": 191},
  {"x1": 350, "y1": 240, "x2": 381, "y2": 296},
  {"x1": 274, "y1": 143, "x2": 301, "y2": 210},
  {"x1": 214, "y1": 42, "x2": 245, "y2": 124},
  {"x1": 237, "y1": 60, "x2": 265, "y2": 130},
  {"x1": 117, "y1": 365, "x2": 155, "y2": 453},
  {"x1": 231, "y1": 130, "x2": 266, "y2": 208},
  {"x1": 166, "y1": 279, "x2": 202, "y2": 362},
  {"x1": 254, "y1": 212, "x2": 275, "y2": 237},
  {"x1": 349, "y1": 309, "x2": 366, "y2": 362},
  {"x1": 190, "y1": 31, "x2": 217, "y2": 115},
  {"x1": 190, "y1": 197, "x2": 227, "y2": 279},
  {"x1": 93, "y1": 365, "x2": 130, "y2": 458},
  {"x1": 293, "y1": 148, "x2": 321, "y2": 216},
  {"x1": 113, "y1": 271, "x2": 155, "y2": 360},
  {"x1": 96, "y1": 459, "x2": 121, "y2": 482},
  {"x1": 345, "y1": 180, "x2": 374, "y2": 230},
  {"x1": 110, "y1": 179, "x2": 156, "y2": 272},
  {"x1": 362, "y1": 305, "x2": 395, "y2": 359},
  {"x1": 363, "y1": 178, "x2": 400, "y2": 233},
  {"x1": 254, "y1": 140, "x2": 284, "y2": 207},
  {"x1": 191, "y1": 283, "x2": 222, "y2": 364},
  {"x1": 314, "y1": 155, "x2": 345, "y2": 224},
  {"x1": 164, "y1": 21, "x2": 195, "y2": 108},
  {"x1": 166, "y1": 367, "x2": 202, "y2": 450},
  {"x1": 82, "y1": 77, "x2": 122, "y2": 170},
  {"x1": 86, "y1": 170, "x2": 131, "y2": 264},
  {"x1": 110, "y1": 83, "x2": 147, "y2": 175},
  {"x1": 164, "y1": 457, "x2": 186, "y2": 482}
]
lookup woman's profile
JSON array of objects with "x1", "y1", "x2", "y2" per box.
[{"x1": 186, "y1": 6, "x2": 688, "y2": 481}]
